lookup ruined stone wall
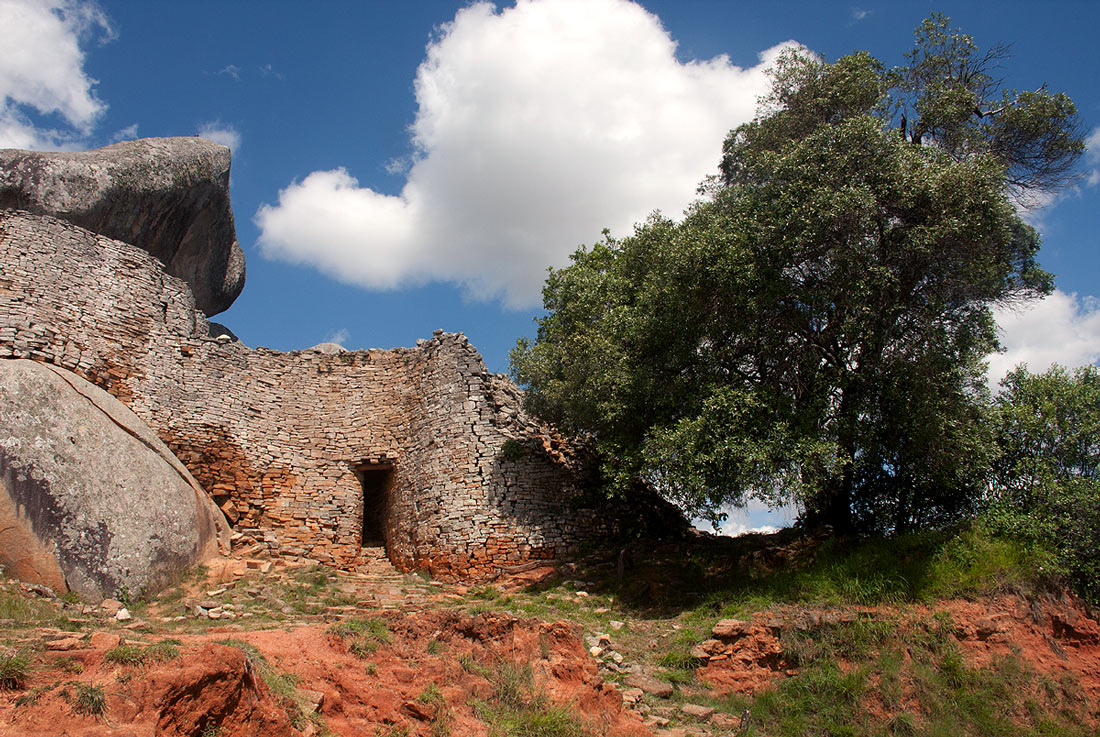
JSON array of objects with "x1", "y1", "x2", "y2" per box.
[{"x1": 0, "y1": 210, "x2": 614, "y2": 577}]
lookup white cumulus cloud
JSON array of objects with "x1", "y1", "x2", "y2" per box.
[
  {"x1": 197, "y1": 121, "x2": 241, "y2": 152},
  {"x1": 256, "y1": 0, "x2": 796, "y2": 309},
  {"x1": 989, "y1": 290, "x2": 1100, "y2": 385},
  {"x1": 1086, "y1": 127, "x2": 1100, "y2": 187},
  {"x1": 0, "y1": 0, "x2": 111, "y2": 150},
  {"x1": 693, "y1": 498, "x2": 796, "y2": 537}
]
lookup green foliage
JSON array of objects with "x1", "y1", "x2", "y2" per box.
[
  {"x1": 627, "y1": 526, "x2": 1044, "y2": 617},
  {"x1": 0, "y1": 589, "x2": 61, "y2": 626},
  {"x1": 473, "y1": 661, "x2": 594, "y2": 737},
  {"x1": 144, "y1": 640, "x2": 181, "y2": 663},
  {"x1": 511, "y1": 16, "x2": 1082, "y2": 532},
  {"x1": 986, "y1": 365, "x2": 1100, "y2": 601},
  {"x1": 889, "y1": 13, "x2": 1084, "y2": 196},
  {"x1": 73, "y1": 683, "x2": 106, "y2": 716},
  {"x1": 501, "y1": 438, "x2": 526, "y2": 461},
  {"x1": 329, "y1": 616, "x2": 391, "y2": 660},
  {"x1": 105, "y1": 643, "x2": 146, "y2": 666},
  {"x1": 0, "y1": 649, "x2": 30, "y2": 689}
]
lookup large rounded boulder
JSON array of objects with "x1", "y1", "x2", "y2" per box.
[
  {"x1": 0, "y1": 137, "x2": 245, "y2": 316},
  {"x1": 0, "y1": 359, "x2": 230, "y2": 601}
]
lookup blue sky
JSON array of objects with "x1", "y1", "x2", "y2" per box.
[{"x1": 3, "y1": 0, "x2": 1098, "y2": 534}]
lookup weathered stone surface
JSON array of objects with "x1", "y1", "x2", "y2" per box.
[
  {"x1": 308, "y1": 342, "x2": 346, "y2": 354},
  {"x1": 624, "y1": 673, "x2": 674, "y2": 698},
  {"x1": 680, "y1": 703, "x2": 715, "y2": 720},
  {"x1": 0, "y1": 208, "x2": 685, "y2": 580},
  {"x1": 0, "y1": 137, "x2": 244, "y2": 315},
  {"x1": 0, "y1": 359, "x2": 230, "y2": 600},
  {"x1": 712, "y1": 618, "x2": 752, "y2": 639}
]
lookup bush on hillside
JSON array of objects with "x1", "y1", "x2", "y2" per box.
[{"x1": 985, "y1": 365, "x2": 1100, "y2": 602}]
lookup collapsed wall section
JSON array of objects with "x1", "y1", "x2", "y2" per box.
[{"x1": 0, "y1": 210, "x2": 616, "y2": 577}]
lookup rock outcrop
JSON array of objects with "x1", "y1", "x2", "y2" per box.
[
  {"x1": 0, "y1": 137, "x2": 245, "y2": 315},
  {"x1": 0, "y1": 359, "x2": 230, "y2": 600}
]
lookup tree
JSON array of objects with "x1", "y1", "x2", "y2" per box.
[
  {"x1": 986, "y1": 365, "x2": 1100, "y2": 600},
  {"x1": 511, "y1": 17, "x2": 1084, "y2": 532}
]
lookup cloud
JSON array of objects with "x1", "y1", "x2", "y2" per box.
[
  {"x1": 256, "y1": 0, "x2": 797, "y2": 309},
  {"x1": 1013, "y1": 127, "x2": 1100, "y2": 224},
  {"x1": 197, "y1": 121, "x2": 240, "y2": 152},
  {"x1": 850, "y1": 7, "x2": 871, "y2": 22},
  {"x1": 108, "y1": 122, "x2": 138, "y2": 142},
  {"x1": 216, "y1": 64, "x2": 241, "y2": 81},
  {"x1": 693, "y1": 498, "x2": 796, "y2": 537},
  {"x1": 0, "y1": 0, "x2": 112, "y2": 150},
  {"x1": 325, "y1": 328, "x2": 351, "y2": 346},
  {"x1": 258, "y1": 63, "x2": 283, "y2": 81},
  {"x1": 989, "y1": 290, "x2": 1100, "y2": 386},
  {"x1": 1085, "y1": 127, "x2": 1100, "y2": 187}
]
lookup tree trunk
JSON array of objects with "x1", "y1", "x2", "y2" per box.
[
  {"x1": 806, "y1": 387, "x2": 857, "y2": 534},
  {"x1": 807, "y1": 463, "x2": 854, "y2": 534}
]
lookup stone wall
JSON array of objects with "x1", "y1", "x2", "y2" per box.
[{"x1": 0, "y1": 210, "x2": 615, "y2": 577}]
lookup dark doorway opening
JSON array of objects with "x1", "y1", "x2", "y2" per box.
[{"x1": 355, "y1": 462, "x2": 393, "y2": 546}]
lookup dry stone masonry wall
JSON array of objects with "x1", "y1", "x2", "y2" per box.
[{"x1": 0, "y1": 209, "x2": 615, "y2": 578}]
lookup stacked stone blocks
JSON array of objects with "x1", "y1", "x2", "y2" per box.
[{"x1": 0, "y1": 210, "x2": 613, "y2": 577}]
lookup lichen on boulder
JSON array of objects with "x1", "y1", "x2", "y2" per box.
[{"x1": 0, "y1": 359, "x2": 230, "y2": 601}]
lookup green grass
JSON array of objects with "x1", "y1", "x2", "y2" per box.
[
  {"x1": 472, "y1": 661, "x2": 594, "y2": 737},
  {"x1": 328, "y1": 616, "x2": 391, "y2": 642},
  {"x1": 0, "y1": 590, "x2": 59, "y2": 627},
  {"x1": 726, "y1": 612, "x2": 1098, "y2": 737},
  {"x1": 0, "y1": 649, "x2": 30, "y2": 689},
  {"x1": 330, "y1": 616, "x2": 391, "y2": 659},
  {"x1": 274, "y1": 565, "x2": 337, "y2": 615},
  {"x1": 144, "y1": 639, "x2": 181, "y2": 662},
  {"x1": 605, "y1": 524, "x2": 1050, "y2": 625},
  {"x1": 418, "y1": 683, "x2": 451, "y2": 737},
  {"x1": 72, "y1": 683, "x2": 106, "y2": 716},
  {"x1": 105, "y1": 643, "x2": 146, "y2": 665}
]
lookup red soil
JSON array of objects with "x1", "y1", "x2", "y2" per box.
[
  {"x1": 0, "y1": 610, "x2": 649, "y2": 737},
  {"x1": 697, "y1": 592, "x2": 1100, "y2": 717}
]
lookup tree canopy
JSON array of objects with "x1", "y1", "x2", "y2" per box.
[
  {"x1": 987, "y1": 365, "x2": 1100, "y2": 599},
  {"x1": 511, "y1": 16, "x2": 1084, "y2": 532}
]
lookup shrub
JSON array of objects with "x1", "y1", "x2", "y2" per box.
[{"x1": 987, "y1": 365, "x2": 1100, "y2": 602}]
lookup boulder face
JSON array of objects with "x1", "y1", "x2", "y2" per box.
[
  {"x1": 0, "y1": 137, "x2": 245, "y2": 316},
  {"x1": 0, "y1": 359, "x2": 230, "y2": 601}
]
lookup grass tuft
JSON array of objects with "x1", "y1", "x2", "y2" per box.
[
  {"x1": 105, "y1": 643, "x2": 146, "y2": 666},
  {"x1": 73, "y1": 683, "x2": 106, "y2": 716},
  {"x1": 144, "y1": 639, "x2": 181, "y2": 663},
  {"x1": 0, "y1": 649, "x2": 31, "y2": 689},
  {"x1": 473, "y1": 660, "x2": 594, "y2": 737}
]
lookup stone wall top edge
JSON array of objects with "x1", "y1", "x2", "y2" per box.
[
  {"x1": 0, "y1": 207, "x2": 491, "y2": 372},
  {"x1": 220, "y1": 329, "x2": 482, "y2": 362}
]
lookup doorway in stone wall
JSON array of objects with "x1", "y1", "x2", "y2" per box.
[{"x1": 355, "y1": 462, "x2": 393, "y2": 546}]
